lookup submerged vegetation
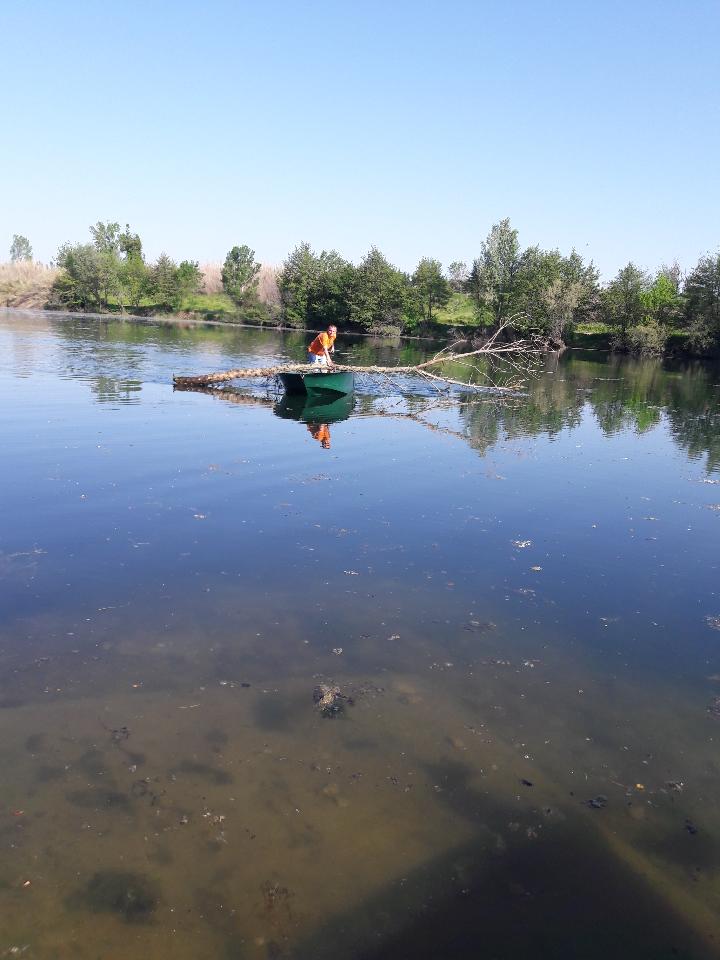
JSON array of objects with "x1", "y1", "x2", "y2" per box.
[{"x1": 2, "y1": 219, "x2": 719, "y2": 356}]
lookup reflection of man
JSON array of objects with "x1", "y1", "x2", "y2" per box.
[
  {"x1": 307, "y1": 423, "x2": 331, "y2": 449},
  {"x1": 307, "y1": 325, "x2": 337, "y2": 366}
]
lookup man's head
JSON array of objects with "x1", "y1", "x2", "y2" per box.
[{"x1": 328, "y1": 325, "x2": 337, "y2": 336}]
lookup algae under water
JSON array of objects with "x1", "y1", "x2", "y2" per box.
[{"x1": 0, "y1": 312, "x2": 719, "y2": 959}]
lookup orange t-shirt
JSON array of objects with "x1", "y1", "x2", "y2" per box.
[{"x1": 308, "y1": 332, "x2": 336, "y2": 356}]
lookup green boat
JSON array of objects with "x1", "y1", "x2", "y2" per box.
[
  {"x1": 278, "y1": 369, "x2": 354, "y2": 398},
  {"x1": 274, "y1": 391, "x2": 353, "y2": 424}
]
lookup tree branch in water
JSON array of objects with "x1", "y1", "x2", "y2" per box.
[{"x1": 173, "y1": 319, "x2": 541, "y2": 393}]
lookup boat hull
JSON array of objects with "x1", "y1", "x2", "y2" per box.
[{"x1": 278, "y1": 370, "x2": 355, "y2": 398}]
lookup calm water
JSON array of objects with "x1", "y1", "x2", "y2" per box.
[{"x1": 1, "y1": 311, "x2": 719, "y2": 959}]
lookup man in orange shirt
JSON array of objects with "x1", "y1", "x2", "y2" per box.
[{"x1": 307, "y1": 325, "x2": 337, "y2": 366}]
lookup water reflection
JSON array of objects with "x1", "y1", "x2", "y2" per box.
[
  {"x1": 2, "y1": 313, "x2": 720, "y2": 959},
  {"x1": 274, "y1": 392, "x2": 354, "y2": 424},
  {"x1": 453, "y1": 352, "x2": 720, "y2": 471},
  {"x1": 5, "y1": 315, "x2": 718, "y2": 470}
]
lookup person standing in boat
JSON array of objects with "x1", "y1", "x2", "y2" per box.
[{"x1": 307, "y1": 325, "x2": 337, "y2": 366}]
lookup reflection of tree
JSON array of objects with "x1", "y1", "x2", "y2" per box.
[
  {"x1": 582, "y1": 355, "x2": 720, "y2": 470},
  {"x1": 458, "y1": 357, "x2": 584, "y2": 454},
  {"x1": 88, "y1": 376, "x2": 142, "y2": 404},
  {"x1": 46, "y1": 316, "x2": 720, "y2": 470},
  {"x1": 458, "y1": 352, "x2": 720, "y2": 471}
]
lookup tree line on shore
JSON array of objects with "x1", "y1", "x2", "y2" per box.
[{"x1": 7, "y1": 219, "x2": 720, "y2": 354}]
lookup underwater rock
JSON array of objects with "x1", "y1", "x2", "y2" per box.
[{"x1": 313, "y1": 684, "x2": 349, "y2": 718}]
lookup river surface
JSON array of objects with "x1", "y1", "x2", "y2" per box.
[{"x1": 1, "y1": 311, "x2": 719, "y2": 959}]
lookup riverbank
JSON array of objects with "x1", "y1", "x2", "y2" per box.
[{"x1": 1, "y1": 300, "x2": 708, "y2": 357}]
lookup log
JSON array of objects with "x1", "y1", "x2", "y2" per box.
[{"x1": 172, "y1": 321, "x2": 540, "y2": 391}]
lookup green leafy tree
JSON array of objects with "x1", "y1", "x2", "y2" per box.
[
  {"x1": 120, "y1": 255, "x2": 150, "y2": 310},
  {"x1": 660, "y1": 261, "x2": 683, "y2": 292},
  {"x1": 469, "y1": 219, "x2": 524, "y2": 324},
  {"x1": 90, "y1": 221, "x2": 121, "y2": 253},
  {"x1": 10, "y1": 234, "x2": 33, "y2": 262},
  {"x1": 684, "y1": 252, "x2": 720, "y2": 351},
  {"x1": 447, "y1": 261, "x2": 469, "y2": 292},
  {"x1": 54, "y1": 243, "x2": 103, "y2": 308},
  {"x1": 641, "y1": 273, "x2": 682, "y2": 326},
  {"x1": 85, "y1": 221, "x2": 126, "y2": 306},
  {"x1": 313, "y1": 251, "x2": 354, "y2": 328},
  {"x1": 151, "y1": 253, "x2": 182, "y2": 310},
  {"x1": 116, "y1": 224, "x2": 147, "y2": 310},
  {"x1": 517, "y1": 247, "x2": 599, "y2": 343},
  {"x1": 410, "y1": 258, "x2": 451, "y2": 322},
  {"x1": 119, "y1": 224, "x2": 143, "y2": 260},
  {"x1": 601, "y1": 262, "x2": 649, "y2": 343},
  {"x1": 278, "y1": 244, "x2": 355, "y2": 328},
  {"x1": 97, "y1": 250, "x2": 123, "y2": 306},
  {"x1": 278, "y1": 242, "x2": 320, "y2": 327},
  {"x1": 349, "y1": 247, "x2": 408, "y2": 333},
  {"x1": 176, "y1": 260, "x2": 203, "y2": 302},
  {"x1": 222, "y1": 245, "x2": 260, "y2": 305}
]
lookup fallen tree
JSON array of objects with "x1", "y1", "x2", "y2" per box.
[{"x1": 173, "y1": 320, "x2": 541, "y2": 394}]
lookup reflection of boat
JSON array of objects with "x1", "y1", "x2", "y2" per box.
[
  {"x1": 274, "y1": 392, "x2": 353, "y2": 424},
  {"x1": 277, "y1": 369, "x2": 355, "y2": 398}
]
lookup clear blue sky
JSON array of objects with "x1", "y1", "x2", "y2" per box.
[{"x1": 1, "y1": 0, "x2": 718, "y2": 280}]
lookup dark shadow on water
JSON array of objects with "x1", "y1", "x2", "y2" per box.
[
  {"x1": 288, "y1": 757, "x2": 713, "y2": 960},
  {"x1": 70, "y1": 869, "x2": 159, "y2": 923},
  {"x1": 66, "y1": 787, "x2": 132, "y2": 810}
]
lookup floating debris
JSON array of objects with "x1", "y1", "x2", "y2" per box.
[
  {"x1": 706, "y1": 616, "x2": 720, "y2": 631},
  {"x1": 586, "y1": 795, "x2": 608, "y2": 809},
  {"x1": 512, "y1": 539, "x2": 533, "y2": 549},
  {"x1": 685, "y1": 819, "x2": 698, "y2": 835},
  {"x1": 463, "y1": 620, "x2": 496, "y2": 632}
]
